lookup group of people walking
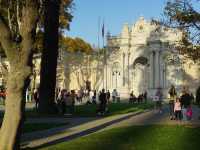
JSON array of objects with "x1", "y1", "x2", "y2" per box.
[
  {"x1": 169, "y1": 85, "x2": 193, "y2": 121},
  {"x1": 56, "y1": 88, "x2": 112, "y2": 115},
  {"x1": 57, "y1": 89, "x2": 76, "y2": 114},
  {"x1": 129, "y1": 91, "x2": 147, "y2": 104},
  {"x1": 32, "y1": 84, "x2": 196, "y2": 120}
]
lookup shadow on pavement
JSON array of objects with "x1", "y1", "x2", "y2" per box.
[
  {"x1": 20, "y1": 104, "x2": 200, "y2": 149},
  {"x1": 22, "y1": 111, "x2": 145, "y2": 149}
]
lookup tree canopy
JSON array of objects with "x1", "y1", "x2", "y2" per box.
[
  {"x1": 0, "y1": 0, "x2": 74, "y2": 56},
  {"x1": 164, "y1": 0, "x2": 200, "y2": 61},
  {"x1": 61, "y1": 36, "x2": 93, "y2": 53}
]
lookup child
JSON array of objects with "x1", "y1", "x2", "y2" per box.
[
  {"x1": 174, "y1": 98, "x2": 182, "y2": 120},
  {"x1": 186, "y1": 106, "x2": 193, "y2": 120}
]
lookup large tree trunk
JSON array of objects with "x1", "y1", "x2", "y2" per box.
[
  {"x1": 0, "y1": 1, "x2": 39, "y2": 149},
  {"x1": 0, "y1": 65, "x2": 31, "y2": 149},
  {"x1": 39, "y1": 0, "x2": 60, "y2": 114}
]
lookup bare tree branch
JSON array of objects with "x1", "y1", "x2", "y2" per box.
[{"x1": 0, "y1": 13, "x2": 15, "y2": 59}]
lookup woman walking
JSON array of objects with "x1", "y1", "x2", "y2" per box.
[
  {"x1": 168, "y1": 85, "x2": 177, "y2": 120},
  {"x1": 180, "y1": 87, "x2": 192, "y2": 121},
  {"x1": 174, "y1": 97, "x2": 182, "y2": 121},
  {"x1": 155, "y1": 87, "x2": 163, "y2": 113}
]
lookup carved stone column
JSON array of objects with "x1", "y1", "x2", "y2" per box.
[
  {"x1": 160, "y1": 52, "x2": 164, "y2": 88},
  {"x1": 149, "y1": 52, "x2": 154, "y2": 88},
  {"x1": 127, "y1": 52, "x2": 130, "y2": 90},
  {"x1": 122, "y1": 52, "x2": 125, "y2": 86},
  {"x1": 155, "y1": 51, "x2": 160, "y2": 88}
]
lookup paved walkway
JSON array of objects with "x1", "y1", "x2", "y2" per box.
[
  {"x1": 21, "y1": 110, "x2": 145, "y2": 149},
  {"x1": 101, "y1": 105, "x2": 200, "y2": 131},
  {"x1": 21, "y1": 105, "x2": 200, "y2": 149}
]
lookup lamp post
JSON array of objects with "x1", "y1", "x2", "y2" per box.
[{"x1": 112, "y1": 71, "x2": 120, "y2": 89}]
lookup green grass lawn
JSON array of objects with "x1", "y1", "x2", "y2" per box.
[
  {"x1": 22, "y1": 122, "x2": 68, "y2": 133},
  {"x1": 0, "y1": 122, "x2": 68, "y2": 134},
  {"x1": 0, "y1": 102, "x2": 153, "y2": 119},
  {"x1": 39, "y1": 125, "x2": 200, "y2": 150},
  {"x1": 73, "y1": 102, "x2": 154, "y2": 117}
]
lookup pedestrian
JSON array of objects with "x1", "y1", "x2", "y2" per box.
[
  {"x1": 70, "y1": 90, "x2": 76, "y2": 113},
  {"x1": 92, "y1": 90, "x2": 97, "y2": 104},
  {"x1": 168, "y1": 85, "x2": 177, "y2": 120},
  {"x1": 112, "y1": 89, "x2": 117, "y2": 103},
  {"x1": 33, "y1": 88, "x2": 39, "y2": 110},
  {"x1": 77, "y1": 89, "x2": 82, "y2": 104},
  {"x1": 61, "y1": 89, "x2": 67, "y2": 114},
  {"x1": 196, "y1": 86, "x2": 200, "y2": 105},
  {"x1": 89, "y1": 90, "x2": 93, "y2": 102},
  {"x1": 138, "y1": 94, "x2": 143, "y2": 103},
  {"x1": 0, "y1": 87, "x2": 6, "y2": 105},
  {"x1": 144, "y1": 91, "x2": 147, "y2": 103},
  {"x1": 80, "y1": 88, "x2": 84, "y2": 103},
  {"x1": 155, "y1": 87, "x2": 163, "y2": 113},
  {"x1": 129, "y1": 91, "x2": 135, "y2": 104},
  {"x1": 106, "y1": 90, "x2": 111, "y2": 103},
  {"x1": 180, "y1": 87, "x2": 192, "y2": 121},
  {"x1": 64, "y1": 90, "x2": 75, "y2": 114},
  {"x1": 174, "y1": 97, "x2": 182, "y2": 120},
  {"x1": 98, "y1": 89, "x2": 107, "y2": 115},
  {"x1": 55, "y1": 88, "x2": 61, "y2": 102}
]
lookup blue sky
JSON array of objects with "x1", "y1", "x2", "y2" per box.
[{"x1": 67, "y1": 0, "x2": 167, "y2": 47}]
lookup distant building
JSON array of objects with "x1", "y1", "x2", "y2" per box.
[
  {"x1": 1, "y1": 17, "x2": 200, "y2": 100},
  {"x1": 103, "y1": 17, "x2": 200, "y2": 97}
]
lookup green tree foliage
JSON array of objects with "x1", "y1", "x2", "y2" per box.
[
  {"x1": 164, "y1": 0, "x2": 200, "y2": 61},
  {"x1": 59, "y1": 0, "x2": 74, "y2": 30},
  {"x1": 32, "y1": 0, "x2": 73, "y2": 53},
  {"x1": 61, "y1": 36, "x2": 93, "y2": 53}
]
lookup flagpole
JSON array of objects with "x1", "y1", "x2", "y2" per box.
[
  {"x1": 103, "y1": 21, "x2": 108, "y2": 92},
  {"x1": 97, "y1": 16, "x2": 101, "y2": 91},
  {"x1": 105, "y1": 41, "x2": 108, "y2": 92},
  {"x1": 102, "y1": 19, "x2": 105, "y2": 90},
  {"x1": 104, "y1": 22, "x2": 108, "y2": 92},
  {"x1": 103, "y1": 28, "x2": 107, "y2": 91},
  {"x1": 98, "y1": 16, "x2": 100, "y2": 50}
]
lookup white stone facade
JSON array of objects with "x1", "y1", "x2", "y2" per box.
[
  {"x1": 99, "y1": 17, "x2": 200, "y2": 98},
  {"x1": 1, "y1": 17, "x2": 200, "y2": 99}
]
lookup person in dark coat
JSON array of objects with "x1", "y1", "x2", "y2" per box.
[
  {"x1": 129, "y1": 91, "x2": 136, "y2": 104},
  {"x1": 180, "y1": 87, "x2": 192, "y2": 121},
  {"x1": 92, "y1": 90, "x2": 97, "y2": 104},
  {"x1": 33, "y1": 88, "x2": 39, "y2": 110},
  {"x1": 168, "y1": 85, "x2": 177, "y2": 120},
  {"x1": 196, "y1": 86, "x2": 200, "y2": 105},
  {"x1": 144, "y1": 91, "x2": 147, "y2": 103},
  {"x1": 98, "y1": 89, "x2": 107, "y2": 115},
  {"x1": 106, "y1": 90, "x2": 111, "y2": 103}
]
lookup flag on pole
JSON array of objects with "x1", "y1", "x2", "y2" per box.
[{"x1": 102, "y1": 21, "x2": 105, "y2": 38}]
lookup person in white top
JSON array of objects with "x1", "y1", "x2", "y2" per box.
[
  {"x1": 112, "y1": 89, "x2": 117, "y2": 103},
  {"x1": 89, "y1": 90, "x2": 93, "y2": 101},
  {"x1": 174, "y1": 97, "x2": 182, "y2": 120}
]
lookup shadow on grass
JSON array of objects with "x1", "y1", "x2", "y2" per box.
[
  {"x1": 22, "y1": 111, "x2": 146, "y2": 150},
  {"x1": 74, "y1": 102, "x2": 154, "y2": 117},
  {"x1": 21, "y1": 103, "x2": 154, "y2": 148},
  {"x1": 40, "y1": 125, "x2": 200, "y2": 150},
  {"x1": 23, "y1": 105, "x2": 200, "y2": 150}
]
